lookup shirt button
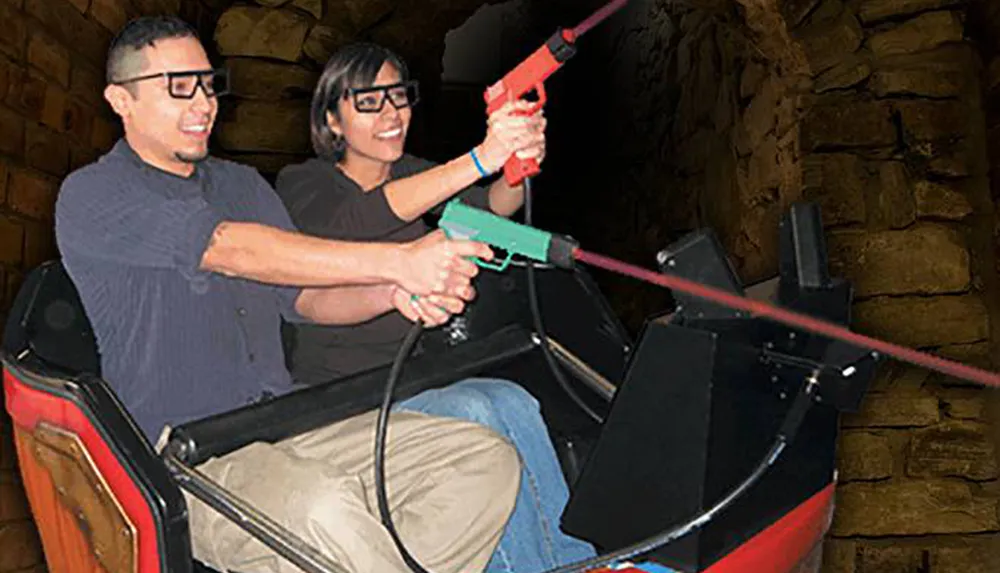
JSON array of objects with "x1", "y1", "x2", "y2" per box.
[
  {"x1": 248, "y1": 353, "x2": 255, "y2": 362},
  {"x1": 237, "y1": 307, "x2": 247, "y2": 317}
]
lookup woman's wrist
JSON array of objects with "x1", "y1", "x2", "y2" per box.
[{"x1": 470, "y1": 146, "x2": 491, "y2": 178}]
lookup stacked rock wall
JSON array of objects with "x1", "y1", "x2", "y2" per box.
[{"x1": 560, "y1": 0, "x2": 1000, "y2": 569}]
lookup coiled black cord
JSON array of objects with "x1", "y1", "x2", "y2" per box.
[
  {"x1": 374, "y1": 321, "x2": 431, "y2": 573},
  {"x1": 523, "y1": 176, "x2": 604, "y2": 424}
]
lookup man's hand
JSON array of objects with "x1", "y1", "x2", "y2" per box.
[
  {"x1": 478, "y1": 100, "x2": 547, "y2": 173},
  {"x1": 395, "y1": 230, "x2": 493, "y2": 297},
  {"x1": 390, "y1": 285, "x2": 472, "y2": 327}
]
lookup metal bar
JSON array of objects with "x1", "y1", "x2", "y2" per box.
[
  {"x1": 162, "y1": 451, "x2": 349, "y2": 573},
  {"x1": 535, "y1": 334, "x2": 618, "y2": 401}
]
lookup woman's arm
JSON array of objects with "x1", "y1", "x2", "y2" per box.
[
  {"x1": 483, "y1": 136, "x2": 546, "y2": 216},
  {"x1": 382, "y1": 151, "x2": 497, "y2": 221},
  {"x1": 294, "y1": 284, "x2": 396, "y2": 324},
  {"x1": 294, "y1": 283, "x2": 470, "y2": 326},
  {"x1": 486, "y1": 177, "x2": 525, "y2": 217},
  {"x1": 383, "y1": 101, "x2": 546, "y2": 221}
]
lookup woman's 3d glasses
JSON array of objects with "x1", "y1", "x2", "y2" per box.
[{"x1": 342, "y1": 81, "x2": 420, "y2": 113}]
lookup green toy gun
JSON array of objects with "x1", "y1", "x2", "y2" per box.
[{"x1": 438, "y1": 200, "x2": 578, "y2": 271}]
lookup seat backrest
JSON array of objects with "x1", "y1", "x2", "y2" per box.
[
  {"x1": 2, "y1": 261, "x2": 193, "y2": 573},
  {"x1": 2, "y1": 260, "x2": 100, "y2": 376}
]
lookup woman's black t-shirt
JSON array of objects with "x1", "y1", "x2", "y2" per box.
[{"x1": 274, "y1": 154, "x2": 491, "y2": 385}]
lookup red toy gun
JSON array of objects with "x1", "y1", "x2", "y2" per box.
[{"x1": 483, "y1": 0, "x2": 629, "y2": 186}]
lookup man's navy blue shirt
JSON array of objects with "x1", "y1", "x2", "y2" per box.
[{"x1": 55, "y1": 139, "x2": 307, "y2": 442}]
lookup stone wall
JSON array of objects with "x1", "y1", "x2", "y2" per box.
[
  {"x1": 795, "y1": 0, "x2": 1000, "y2": 568},
  {"x1": 209, "y1": 0, "x2": 505, "y2": 178},
  {"x1": 564, "y1": 0, "x2": 1000, "y2": 570},
  {"x1": 0, "y1": 1, "x2": 223, "y2": 570},
  {"x1": 1, "y1": 0, "x2": 997, "y2": 570}
]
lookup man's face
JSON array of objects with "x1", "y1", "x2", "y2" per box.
[
  {"x1": 332, "y1": 62, "x2": 414, "y2": 166},
  {"x1": 106, "y1": 36, "x2": 218, "y2": 175}
]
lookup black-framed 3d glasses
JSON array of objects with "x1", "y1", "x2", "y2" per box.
[
  {"x1": 342, "y1": 80, "x2": 420, "y2": 113},
  {"x1": 112, "y1": 68, "x2": 230, "y2": 99}
]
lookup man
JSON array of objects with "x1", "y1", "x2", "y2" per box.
[{"x1": 54, "y1": 16, "x2": 536, "y2": 573}]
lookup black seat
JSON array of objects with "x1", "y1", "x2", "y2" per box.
[{"x1": 3, "y1": 260, "x2": 100, "y2": 376}]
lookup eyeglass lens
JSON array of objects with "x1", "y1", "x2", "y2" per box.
[
  {"x1": 168, "y1": 70, "x2": 229, "y2": 99},
  {"x1": 352, "y1": 83, "x2": 419, "y2": 112}
]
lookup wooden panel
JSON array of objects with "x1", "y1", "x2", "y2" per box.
[{"x1": 14, "y1": 421, "x2": 137, "y2": 573}]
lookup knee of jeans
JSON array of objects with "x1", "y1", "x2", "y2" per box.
[
  {"x1": 462, "y1": 378, "x2": 541, "y2": 412},
  {"x1": 443, "y1": 386, "x2": 505, "y2": 430}
]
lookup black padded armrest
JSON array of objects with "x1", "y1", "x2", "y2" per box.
[{"x1": 167, "y1": 326, "x2": 537, "y2": 465}]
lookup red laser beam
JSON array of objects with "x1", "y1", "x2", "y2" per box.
[
  {"x1": 572, "y1": 0, "x2": 630, "y2": 38},
  {"x1": 573, "y1": 248, "x2": 1000, "y2": 388}
]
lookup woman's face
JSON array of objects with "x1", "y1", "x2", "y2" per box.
[{"x1": 329, "y1": 61, "x2": 412, "y2": 166}]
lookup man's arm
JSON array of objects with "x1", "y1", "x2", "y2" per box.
[
  {"x1": 200, "y1": 221, "x2": 397, "y2": 286},
  {"x1": 200, "y1": 223, "x2": 487, "y2": 297}
]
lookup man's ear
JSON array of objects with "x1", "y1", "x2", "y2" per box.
[
  {"x1": 104, "y1": 84, "x2": 132, "y2": 120},
  {"x1": 325, "y1": 110, "x2": 341, "y2": 137}
]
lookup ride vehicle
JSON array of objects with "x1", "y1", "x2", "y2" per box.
[{"x1": 1, "y1": 202, "x2": 872, "y2": 573}]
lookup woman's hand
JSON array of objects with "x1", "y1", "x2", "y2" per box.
[
  {"x1": 390, "y1": 284, "x2": 472, "y2": 327},
  {"x1": 478, "y1": 100, "x2": 547, "y2": 174}
]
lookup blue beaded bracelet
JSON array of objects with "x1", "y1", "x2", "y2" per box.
[{"x1": 470, "y1": 147, "x2": 489, "y2": 178}]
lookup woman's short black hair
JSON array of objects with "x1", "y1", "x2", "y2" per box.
[{"x1": 309, "y1": 42, "x2": 409, "y2": 162}]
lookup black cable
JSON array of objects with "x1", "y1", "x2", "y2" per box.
[
  {"x1": 523, "y1": 176, "x2": 605, "y2": 424},
  {"x1": 540, "y1": 374, "x2": 820, "y2": 573},
  {"x1": 375, "y1": 321, "x2": 431, "y2": 573}
]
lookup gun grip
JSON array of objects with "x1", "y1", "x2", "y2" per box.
[
  {"x1": 503, "y1": 155, "x2": 541, "y2": 186},
  {"x1": 502, "y1": 81, "x2": 547, "y2": 187}
]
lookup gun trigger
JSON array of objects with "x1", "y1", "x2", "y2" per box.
[
  {"x1": 534, "y1": 82, "x2": 547, "y2": 108},
  {"x1": 474, "y1": 252, "x2": 514, "y2": 272}
]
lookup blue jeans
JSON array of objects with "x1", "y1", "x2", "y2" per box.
[{"x1": 396, "y1": 378, "x2": 597, "y2": 573}]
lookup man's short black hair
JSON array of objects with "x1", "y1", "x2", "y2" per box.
[{"x1": 106, "y1": 16, "x2": 199, "y2": 84}]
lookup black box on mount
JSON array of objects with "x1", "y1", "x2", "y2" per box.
[
  {"x1": 559, "y1": 203, "x2": 879, "y2": 572},
  {"x1": 654, "y1": 229, "x2": 745, "y2": 322}
]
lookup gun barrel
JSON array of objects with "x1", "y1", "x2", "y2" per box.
[{"x1": 484, "y1": 30, "x2": 576, "y2": 113}]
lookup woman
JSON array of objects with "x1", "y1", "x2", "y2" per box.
[{"x1": 275, "y1": 43, "x2": 597, "y2": 573}]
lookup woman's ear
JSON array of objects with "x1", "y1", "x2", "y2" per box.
[{"x1": 326, "y1": 110, "x2": 341, "y2": 137}]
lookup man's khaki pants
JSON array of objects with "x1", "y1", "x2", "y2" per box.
[{"x1": 184, "y1": 409, "x2": 521, "y2": 573}]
